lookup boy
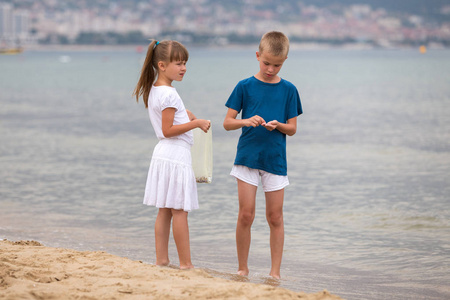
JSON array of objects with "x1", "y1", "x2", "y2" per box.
[{"x1": 223, "y1": 31, "x2": 302, "y2": 279}]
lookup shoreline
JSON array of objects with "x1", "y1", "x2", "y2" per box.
[
  {"x1": 0, "y1": 239, "x2": 342, "y2": 299},
  {"x1": 12, "y1": 42, "x2": 448, "y2": 53}
]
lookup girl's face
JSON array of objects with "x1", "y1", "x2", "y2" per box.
[{"x1": 160, "y1": 60, "x2": 187, "y2": 83}]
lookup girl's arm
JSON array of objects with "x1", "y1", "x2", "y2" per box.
[
  {"x1": 162, "y1": 108, "x2": 210, "y2": 137},
  {"x1": 186, "y1": 109, "x2": 196, "y2": 121},
  {"x1": 262, "y1": 116, "x2": 297, "y2": 136},
  {"x1": 223, "y1": 108, "x2": 265, "y2": 131}
]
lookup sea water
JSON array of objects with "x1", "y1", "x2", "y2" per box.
[{"x1": 1, "y1": 47, "x2": 449, "y2": 300}]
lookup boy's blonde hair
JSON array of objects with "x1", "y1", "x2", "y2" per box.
[{"x1": 259, "y1": 31, "x2": 289, "y2": 57}]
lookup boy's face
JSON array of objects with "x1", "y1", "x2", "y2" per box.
[{"x1": 256, "y1": 51, "x2": 287, "y2": 83}]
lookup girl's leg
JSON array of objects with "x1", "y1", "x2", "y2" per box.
[
  {"x1": 171, "y1": 209, "x2": 194, "y2": 269},
  {"x1": 236, "y1": 179, "x2": 257, "y2": 276},
  {"x1": 265, "y1": 189, "x2": 284, "y2": 279},
  {"x1": 155, "y1": 208, "x2": 172, "y2": 266}
]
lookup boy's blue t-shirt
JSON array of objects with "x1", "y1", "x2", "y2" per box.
[{"x1": 225, "y1": 76, "x2": 302, "y2": 176}]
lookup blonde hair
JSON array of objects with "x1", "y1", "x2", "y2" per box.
[
  {"x1": 133, "y1": 40, "x2": 189, "y2": 108},
  {"x1": 259, "y1": 31, "x2": 289, "y2": 57}
]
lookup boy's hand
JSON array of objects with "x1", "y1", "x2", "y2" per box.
[
  {"x1": 244, "y1": 115, "x2": 265, "y2": 127},
  {"x1": 262, "y1": 120, "x2": 278, "y2": 131}
]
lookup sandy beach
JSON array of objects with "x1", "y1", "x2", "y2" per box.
[{"x1": 0, "y1": 240, "x2": 342, "y2": 300}]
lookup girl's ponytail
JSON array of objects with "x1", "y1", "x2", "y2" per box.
[
  {"x1": 133, "y1": 39, "x2": 188, "y2": 108},
  {"x1": 133, "y1": 40, "x2": 158, "y2": 108}
]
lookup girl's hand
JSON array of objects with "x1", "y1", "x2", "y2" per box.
[
  {"x1": 244, "y1": 115, "x2": 265, "y2": 128},
  {"x1": 262, "y1": 120, "x2": 278, "y2": 131},
  {"x1": 196, "y1": 119, "x2": 211, "y2": 133}
]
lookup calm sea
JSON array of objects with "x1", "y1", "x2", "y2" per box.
[{"x1": 1, "y1": 47, "x2": 449, "y2": 300}]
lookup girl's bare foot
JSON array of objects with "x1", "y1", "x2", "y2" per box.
[
  {"x1": 180, "y1": 264, "x2": 194, "y2": 270},
  {"x1": 156, "y1": 260, "x2": 170, "y2": 267}
]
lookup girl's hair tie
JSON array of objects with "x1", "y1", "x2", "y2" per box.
[{"x1": 155, "y1": 41, "x2": 160, "y2": 45}]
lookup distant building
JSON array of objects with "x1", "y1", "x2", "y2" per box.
[
  {"x1": 14, "y1": 11, "x2": 29, "y2": 40},
  {"x1": 0, "y1": 3, "x2": 29, "y2": 45},
  {"x1": 0, "y1": 3, "x2": 13, "y2": 40}
]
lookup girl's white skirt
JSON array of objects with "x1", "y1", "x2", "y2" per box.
[{"x1": 143, "y1": 139, "x2": 198, "y2": 212}]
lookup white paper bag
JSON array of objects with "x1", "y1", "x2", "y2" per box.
[{"x1": 191, "y1": 127, "x2": 213, "y2": 183}]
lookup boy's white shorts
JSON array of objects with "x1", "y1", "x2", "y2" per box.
[{"x1": 230, "y1": 165, "x2": 289, "y2": 192}]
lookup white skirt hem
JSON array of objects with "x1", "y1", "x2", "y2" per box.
[{"x1": 143, "y1": 140, "x2": 198, "y2": 212}]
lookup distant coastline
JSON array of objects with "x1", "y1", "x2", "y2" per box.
[
  {"x1": 18, "y1": 42, "x2": 446, "y2": 53},
  {"x1": 2, "y1": 0, "x2": 449, "y2": 58}
]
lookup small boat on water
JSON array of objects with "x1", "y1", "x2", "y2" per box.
[{"x1": 0, "y1": 47, "x2": 24, "y2": 54}]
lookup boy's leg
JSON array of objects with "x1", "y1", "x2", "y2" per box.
[
  {"x1": 171, "y1": 209, "x2": 194, "y2": 269},
  {"x1": 265, "y1": 188, "x2": 284, "y2": 279},
  {"x1": 155, "y1": 208, "x2": 172, "y2": 266},
  {"x1": 236, "y1": 179, "x2": 257, "y2": 276}
]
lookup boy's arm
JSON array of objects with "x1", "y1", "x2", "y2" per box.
[
  {"x1": 262, "y1": 117, "x2": 297, "y2": 136},
  {"x1": 223, "y1": 108, "x2": 265, "y2": 131}
]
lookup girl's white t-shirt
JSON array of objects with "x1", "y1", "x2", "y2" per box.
[{"x1": 147, "y1": 85, "x2": 194, "y2": 145}]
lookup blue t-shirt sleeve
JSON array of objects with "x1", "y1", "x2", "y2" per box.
[
  {"x1": 225, "y1": 82, "x2": 243, "y2": 113},
  {"x1": 287, "y1": 84, "x2": 303, "y2": 120}
]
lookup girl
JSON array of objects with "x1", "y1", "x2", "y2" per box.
[{"x1": 133, "y1": 40, "x2": 210, "y2": 269}]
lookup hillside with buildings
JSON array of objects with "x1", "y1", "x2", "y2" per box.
[{"x1": 1, "y1": 0, "x2": 450, "y2": 48}]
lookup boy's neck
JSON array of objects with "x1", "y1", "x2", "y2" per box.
[{"x1": 254, "y1": 73, "x2": 281, "y2": 84}]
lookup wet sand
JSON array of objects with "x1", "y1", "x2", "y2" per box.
[{"x1": 0, "y1": 240, "x2": 342, "y2": 299}]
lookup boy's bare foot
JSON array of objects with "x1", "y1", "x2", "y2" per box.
[
  {"x1": 237, "y1": 269, "x2": 249, "y2": 276},
  {"x1": 269, "y1": 271, "x2": 281, "y2": 279},
  {"x1": 264, "y1": 276, "x2": 281, "y2": 286}
]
